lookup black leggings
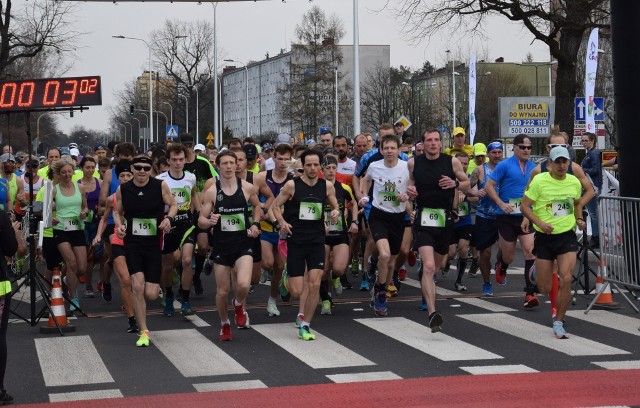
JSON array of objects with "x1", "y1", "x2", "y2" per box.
[{"x1": 0, "y1": 295, "x2": 10, "y2": 389}]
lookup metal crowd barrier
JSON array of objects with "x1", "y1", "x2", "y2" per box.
[{"x1": 586, "y1": 195, "x2": 640, "y2": 314}]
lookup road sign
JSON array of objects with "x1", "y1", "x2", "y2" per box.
[
  {"x1": 166, "y1": 125, "x2": 179, "y2": 139},
  {"x1": 206, "y1": 132, "x2": 214, "y2": 141},
  {"x1": 438, "y1": 124, "x2": 447, "y2": 135},
  {"x1": 395, "y1": 115, "x2": 412, "y2": 131},
  {"x1": 575, "y1": 97, "x2": 604, "y2": 121}
]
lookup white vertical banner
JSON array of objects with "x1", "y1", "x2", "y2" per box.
[
  {"x1": 468, "y1": 52, "x2": 477, "y2": 145},
  {"x1": 585, "y1": 28, "x2": 599, "y2": 134}
]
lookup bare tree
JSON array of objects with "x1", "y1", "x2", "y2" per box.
[
  {"x1": 361, "y1": 64, "x2": 391, "y2": 132},
  {"x1": 0, "y1": 1, "x2": 80, "y2": 79},
  {"x1": 387, "y1": 0, "x2": 610, "y2": 143}
]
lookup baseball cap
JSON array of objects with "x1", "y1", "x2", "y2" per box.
[
  {"x1": 275, "y1": 133, "x2": 291, "y2": 147},
  {"x1": 180, "y1": 133, "x2": 194, "y2": 144},
  {"x1": 243, "y1": 144, "x2": 258, "y2": 160},
  {"x1": 550, "y1": 146, "x2": 571, "y2": 162},
  {"x1": 60, "y1": 147, "x2": 70, "y2": 155},
  {"x1": 306, "y1": 139, "x2": 315, "y2": 146},
  {"x1": 262, "y1": 143, "x2": 274, "y2": 151},
  {"x1": 194, "y1": 143, "x2": 206, "y2": 152},
  {"x1": 95, "y1": 143, "x2": 107, "y2": 152},
  {"x1": 69, "y1": 142, "x2": 78, "y2": 149},
  {"x1": 70, "y1": 148, "x2": 80, "y2": 157},
  {"x1": 473, "y1": 143, "x2": 487, "y2": 156},
  {"x1": 0, "y1": 153, "x2": 15, "y2": 163},
  {"x1": 453, "y1": 127, "x2": 466, "y2": 136}
]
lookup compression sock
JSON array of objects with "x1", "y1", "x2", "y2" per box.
[
  {"x1": 319, "y1": 279, "x2": 330, "y2": 302},
  {"x1": 550, "y1": 272, "x2": 559, "y2": 315},
  {"x1": 524, "y1": 259, "x2": 536, "y2": 293},
  {"x1": 456, "y1": 258, "x2": 468, "y2": 284}
]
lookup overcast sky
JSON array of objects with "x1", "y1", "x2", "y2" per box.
[{"x1": 57, "y1": 0, "x2": 549, "y2": 134}]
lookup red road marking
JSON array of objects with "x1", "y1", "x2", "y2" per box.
[{"x1": 14, "y1": 369, "x2": 640, "y2": 407}]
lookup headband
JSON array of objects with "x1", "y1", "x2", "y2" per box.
[
  {"x1": 487, "y1": 142, "x2": 503, "y2": 152},
  {"x1": 131, "y1": 156, "x2": 153, "y2": 166}
]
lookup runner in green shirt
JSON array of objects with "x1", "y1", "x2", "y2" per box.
[{"x1": 521, "y1": 146, "x2": 593, "y2": 339}]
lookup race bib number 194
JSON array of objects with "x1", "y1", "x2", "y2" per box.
[{"x1": 221, "y1": 214, "x2": 245, "y2": 231}]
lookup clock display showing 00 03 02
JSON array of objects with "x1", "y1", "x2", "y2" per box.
[{"x1": 0, "y1": 76, "x2": 102, "y2": 112}]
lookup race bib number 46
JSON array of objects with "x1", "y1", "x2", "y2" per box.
[
  {"x1": 552, "y1": 199, "x2": 573, "y2": 217},
  {"x1": 299, "y1": 202, "x2": 322, "y2": 221},
  {"x1": 378, "y1": 191, "x2": 399, "y2": 207},
  {"x1": 420, "y1": 208, "x2": 446, "y2": 228},
  {"x1": 132, "y1": 218, "x2": 157, "y2": 236},
  {"x1": 221, "y1": 213, "x2": 245, "y2": 232},
  {"x1": 509, "y1": 198, "x2": 522, "y2": 214}
]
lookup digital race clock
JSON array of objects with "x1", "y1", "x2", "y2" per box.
[{"x1": 0, "y1": 76, "x2": 102, "y2": 112}]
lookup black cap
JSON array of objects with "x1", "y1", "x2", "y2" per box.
[
  {"x1": 243, "y1": 144, "x2": 258, "y2": 160},
  {"x1": 180, "y1": 133, "x2": 194, "y2": 144},
  {"x1": 115, "y1": 160, "x2": 133, "y2": 176},
  {"x1": 131, "y1": 156, "x2": 153, "y2": 166}
]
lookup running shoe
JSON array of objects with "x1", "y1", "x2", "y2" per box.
[
  {"x1": 398, "y1": 267, "x2": 407, "y2": 281},
  {"x1": 181, "y1": 301, "x2": 195, "y2": 316},
  {"x1": 468, "y1": 258, "x2": 479, "y2": 277},
  {"x1": 340, "y1": 275, "x2": 353, "y2": 290},
  {"x1": 127, "y1": 319, "x2": 139, "y2": 334},
  {"x1": 193, "y1": 275, "x2": 204, "y2": 295},
  {"x1": 321, "y1": 300, "x2": 332, "y2": 315},
  {"x1": 69, "y1": 298, "x2": 80, "y2": 312},
  {"x1": 78, "y1": 276, "x2": 86, "y2": 284},
  {"x1": 482, "y1": 282, "x2": 494, "y2": 296},
  {"x1": 454, "y1": 282, "x2": 467, "y2": 292},
  {"x1": 102, "y1": 283, "x2": 112, "y2": 302},
  {"x1": 259, "y1": 269, "x2": 268, "y2": 284},
  {"x1": 332, "y1": 277, "x2": 343, "y2": 295},
  {"x1": 279, "y1": 270, "x2": 290, "y2": 298},
  {"x1": 428, "y1": 311, "x2": 443, "y2": 333},
  {"x1": 495, "y1": 261, "x2": 508, "y2": 285},
  {"x1": 351, "y1": 258, "x2": 360, "y2": 277},
  {"x1": 359, "y1": 279, "x2": 369, "y2": 291},
  {"x1": 407, "y1": 250, "x2": 417, "y2": 267},
  {"x1": 295, "y1": 314, "x2": 304, "y2": 328},
  {"x1": 203, "y1": 259, "x2": 213, "y2": 276},
  {"x1": 97, "y1": 281, "x2": 104, "y2": 293},
  {"x1": 84, "y1": 286, "x2": 95, "y2": 298},
  {"x1": 267, "y1": 298, "x2": 280, "y2": 317},
  {"x1": 523, "y1": 294, "x2": 540, "y2": 309},
  {"x1": 219, "y1": 323, "x2": 232, "y2": 341},
  {"x1": 0, "y1": 389, "x2": 14, "y2": 406},
  {"x1": 163, "y1": 296, "x2": 175, "y2": 317},
  {"x1": 298, "y1": 325, "x2": 316, "y2": 341},
  {"x1": 373, "y1": 290, "x2": 388, "y2": 316},
  {"x1": 233, "y1": 299, "x2": 250, "y2": 328},
  {"x1": 553, "y1": 320, "x2": 568, "y2": 339},
  {"x1": 136, "y1": 330, "x2": 150, "y2": 347},
  {"x1": 387, "y1": 281, "x2": 398, "y2": 297}
]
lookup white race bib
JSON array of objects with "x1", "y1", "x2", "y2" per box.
[
  {"x1": 325, "y1": 211, "x2": 343, "y2": 232},
  {"x1": 552, "y1": 199, "x2": 573, "y2": 217},
  {"x1": 377, "y1": 191, "x2": 400, "y2": 207},
  {"x1": 63, "y1": 217, "x2": 82, "y2": 232},
  {"x1": 132, "y1": 218, "x2": 157, "y2": 236},
  {"x1": 221, "y1": 213, "x2": 246, "y2": 232},
  {"x1": 299, "y1": 202, "x2": 322, "y2": 221},
  {"x1": 458, "y1": 202, "x2": 469, "y2": 217},
  {"x1": 509, "y1": 198, "x2": 522, "y2": 214},
  {"x1": 420, "y1": 208, "x2": 446, "y2": 228}
]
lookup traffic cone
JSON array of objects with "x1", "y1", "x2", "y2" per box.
[
  {"x1": 594, "y1": 259, "x2": 618, "y2": 307},
  {"x1": 40, "y1": 267, "x2": 75, "y2": 333}
]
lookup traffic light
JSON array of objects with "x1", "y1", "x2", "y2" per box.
[{"x1": 129, "y1": 104, "x2": 135, "y2": 115}]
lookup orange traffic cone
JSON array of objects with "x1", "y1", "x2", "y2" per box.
[
  {"x1": 40, "y1": 267, "x2": 75, "y2": 334},
  {"x1": 594, "y1": 259, "x2": 618, "y2": 307}
]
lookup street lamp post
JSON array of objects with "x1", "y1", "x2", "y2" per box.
[
  {"x1": 163, "y1": 102, "x2": 173, "y2": 127},
  {"x1": 113, "y1": 35, "x2": 154, "y2": 145},
  {"x1": 224, "y1": 59, "x2": 249, "y2": 138},
  {"x1": 334, "y1": 66, "x2": 339, "y2": 135},
  {"x1": 180, "y1": 94, "x2": 189, "y2": 133},
  {"x1": 520, "y1": 61, "x2": 558, "y2": 96},
  {"x1": 125, "y1": 122, "x2": 133, "y2": 143},
  {"x1": 120, "y1": 124, "x2": 127, "y2": 142}
]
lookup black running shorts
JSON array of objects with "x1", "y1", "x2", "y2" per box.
[
  {"x1": 287, "y1": 242, "x2": 325, "y2": 277},
  {"x1": 533, "y1": 230, "x2": 579, "y2": 260}
]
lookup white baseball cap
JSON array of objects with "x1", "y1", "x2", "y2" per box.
[{"x1": 194, "y1": 143, "x2": 206, "y2": 152}]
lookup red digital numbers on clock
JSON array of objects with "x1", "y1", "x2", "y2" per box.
[{"x1": 0, "y1": 76, "x2": 101, "y2": 111}]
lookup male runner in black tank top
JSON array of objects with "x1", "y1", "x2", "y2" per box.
[
  {"x1": 271, "y1": 149, "x2": 340, "y2": 341},
  {"x1": 407, "y1": 129, "x2": 472, "y2": 332},
  {"x1": 199, "y1": 151, "x2": 262, "y2": 342},
  {"x1": 114, "y1": 156, "x2": 177, "y2": 347}
]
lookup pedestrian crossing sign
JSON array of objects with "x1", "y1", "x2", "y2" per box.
[{"x1": 166, "y1": 125, "x2": 179, "y2": 139}]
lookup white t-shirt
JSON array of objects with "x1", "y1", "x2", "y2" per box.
[
  {"x1": 336, "y1": 157, "x2": 356, "y2": 186},
  {"x1": 265, "y1": 157, "x2": 275, "y2": 171},
  {"x1": 364, "y1": 159, "x2": 409, "y2": 213},
  {"x1": 157, "y1": 171, "x2": 197, "y2": 220}
]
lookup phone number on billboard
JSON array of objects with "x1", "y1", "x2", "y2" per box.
[
  {"x1": 508, "y1": 127, "x2": 548, "y2": 135},
  {"x1": 508, "y1": 119, "x2": 548, "y2": 126}
]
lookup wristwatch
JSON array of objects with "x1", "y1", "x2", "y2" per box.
[
  {"x1": 454, "y1": 179, "x2": 460, "y2": 188},
  {"x1": 351, "y1": 219, "x2": 360, "y2": 226}
]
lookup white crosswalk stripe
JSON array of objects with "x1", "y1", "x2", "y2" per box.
[
  {"x1": 356, "y1": 317, "x2": 503, "y2": 361},
  {"x1": 153, "y1": 329, "x2": 249, "y2": 377},
  {"x1": 49, "y1": 389, "x2": 123, "y2": 403},
  {"x1": 459, "y1": 364, "x2": 539, "y2": 375},
  {"x1": 252, "y1": 323, "x2": 375, "y2": 369},
  {"x1": 565, "y1": 310, "x2": 640, "y2": 337},
  {"x1": 458, "y1": 313, "x2": 631, "y2": 356}
]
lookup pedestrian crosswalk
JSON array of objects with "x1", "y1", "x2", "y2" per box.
[{"x1": 17, "y1": 302, "x2": 640, "y2": 403}]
